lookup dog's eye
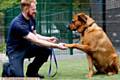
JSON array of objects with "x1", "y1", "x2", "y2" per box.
[
  {"x1": 72, "y1": 21, "x2": 74, "y2": 23},
  {"x1": 72, "y1": 21, "x2": 75, "y2": 24}
]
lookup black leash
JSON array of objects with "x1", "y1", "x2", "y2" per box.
[{"x1": 48, "y1": 49, "x2": 58, "y2": 77}]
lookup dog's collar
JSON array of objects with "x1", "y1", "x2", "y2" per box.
[
  {"x1": 81, "y1": 21, "x2": 95, "y2": 36},
  {"x1": 85, "y1": 21, "x2": 95, "y2": 30},
  {"x1": 88, "y1": 21, "x2": 95, "y2": 27}
]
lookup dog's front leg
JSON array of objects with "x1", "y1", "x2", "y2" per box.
[
  {"x1": 86, "y1": 54, "x2": 94, "y2": 78},
  {"x1": 65, "y1": 44, "x2": 90, "y2": 52}
]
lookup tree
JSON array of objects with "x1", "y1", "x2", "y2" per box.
[{"x1": 0, "y1": 0, "x2": 19, "y2": 11}]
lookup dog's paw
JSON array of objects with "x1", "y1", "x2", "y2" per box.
[
  {"x1": 64, "y1": 44, "x2": 70, "y2": 47},
  {"x1": 86, "y1": 74, "x2": 92, "y2": 78},
  {"x1": 86, "y1": 72, "x2": 94, "y2": 78},
  {"x1": 64, "y1": 44, "x2": 73, "y2": 48},
  {"x1": 107, "y1": 72, "x2": 116, "y2": 76}
]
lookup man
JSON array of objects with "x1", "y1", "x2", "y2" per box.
[{"x1": 2, "y1": 0, "x2": 67, "y2": 78}]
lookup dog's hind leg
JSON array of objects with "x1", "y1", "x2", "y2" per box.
[{"x1": 107, "y1": 56, "x2": 120, "y2": 76}]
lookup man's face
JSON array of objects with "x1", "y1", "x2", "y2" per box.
[{"x1": 28, "y1": 2, "x2": 36, "y2": 18}]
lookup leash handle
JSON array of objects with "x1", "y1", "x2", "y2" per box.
[{"x1": 48, "y1": 49, "x2": 58, "y2": 77}]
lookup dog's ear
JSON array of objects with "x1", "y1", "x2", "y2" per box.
[{"x1": 78, "y1": 13, "x2": 87, "y2": 23}]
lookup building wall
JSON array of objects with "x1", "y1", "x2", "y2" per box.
[
  {"x1": 106, "y1": 0, "x2": 120, "y2": 47},
  {"x1": 106, "y1": 8, "x2": 120, "y2": 47},
  {"x1": 89, "y1": 0, "x2": 120, "y2": 48},
  {"x1": 106, "y1": 0, "x2": 120, "y2": 9}
]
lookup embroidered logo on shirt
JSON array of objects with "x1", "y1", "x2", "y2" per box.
[
  {"x1": 31, "y1": 26, "x2": 34, "y2": 30},
  {"x1": 31, "y1": 26, "x2": 35, "y2": 32}
]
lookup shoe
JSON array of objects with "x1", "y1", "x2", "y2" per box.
[
  {"x1": 2, "y1": 63, "x2": 10, "y2": 77},
  {"x1": 35, "y1": 74, "x2": 44, "y2": 79},
  {"x1": 26, "y1": 73, "x2": 45, "y2": 79},
  {"x1": 2, "y1": 62, "x2": 16, "y2": 77}
]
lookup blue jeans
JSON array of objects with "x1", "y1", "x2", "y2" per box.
[{"x1": 7, "y1": 45, "x2": 51, "y2": 77}]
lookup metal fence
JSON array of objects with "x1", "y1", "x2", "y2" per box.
[
  {"x1": 3, "y1": 0, "x2": 120, "y2": 54},
  {"x1": 4, "y1": 0, "x2": 74, "y2": 54}
]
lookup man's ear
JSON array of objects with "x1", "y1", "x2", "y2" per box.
[{"x1": 78, "y1": 13, "x2": 87, "y2": 23}]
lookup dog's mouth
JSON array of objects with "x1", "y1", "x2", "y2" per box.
[
  {"x1": 67, "y1": 22, "x2": 80, "y2": 31},
  {"x1": 73, "y1": 29, "x2": 77, "y2": 31},
  {"x1": 68, "y1": 26, "x2": 77, "y2": 31},
  {"x1": 74, "y1": 25, "x2": 81, "y2": 31}
]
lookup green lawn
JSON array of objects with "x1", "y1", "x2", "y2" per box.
[
  {"x1": 1, "y1": 55, "x2": 120, "y2": 80},
  {"x1": 38, "y1": 56, "x2": 120, "y2": 80}
]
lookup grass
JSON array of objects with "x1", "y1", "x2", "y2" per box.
[
  {"x1": 37, "y1": 56, "x2": 120, "y2": 80},
  {"x1": 1, "y1": 55, "x2": 120, "y2": 80},
  {"x1": 0, "y1": 42, "x2": 5, "y2": 52}
]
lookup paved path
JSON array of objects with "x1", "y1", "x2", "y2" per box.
[
  {"x1": 0, "y1": 48, "x2": 120, "y2": 64},
  {"x1": 0, "y1": 49, "x2": 86, "y2": 64}
]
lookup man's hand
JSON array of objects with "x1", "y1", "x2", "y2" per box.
[
  {"x1": 56, "y1": 43, "x2": 68, "y2": 50},
  {"x1": 47, "y1": 36, "x2": 58, "y2": 43}
]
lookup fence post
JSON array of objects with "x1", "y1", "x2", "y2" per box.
[
  {"x1": 102, "y1": 0, "x2": 106, "y2": 33},
  {"x1": 68, "y1": 0, "x2": 73, "y2": 55},
  {"x1": 36, "y1": 0, "x2": 41, "y2": 34}
]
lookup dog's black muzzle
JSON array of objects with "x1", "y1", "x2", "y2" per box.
[
  {"x1": 66, "y1": 21, "x2": 77, "y2": 31},
  {"x1": 66, "y1": 24, "x2": 77, "y2": 31},
  {"x1": 66, "y1": 24, "x2": 70, "y2": 30}
]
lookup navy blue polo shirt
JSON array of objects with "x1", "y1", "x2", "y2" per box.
[{"x1": 6, "y1": 13, "x2": 36, "y2": 54}]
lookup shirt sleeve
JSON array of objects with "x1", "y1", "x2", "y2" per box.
[{"x1": 13, "y1": 22, "x2": 29, "y2": 37}]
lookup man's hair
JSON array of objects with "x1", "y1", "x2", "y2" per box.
[{"x1": 20, "y1": 0, "x2": 36, "y2": 11}]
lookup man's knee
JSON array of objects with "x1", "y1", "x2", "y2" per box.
[
  {"x1": 2, "y1": 62, "x2": 24, "y2": 77},
  {"x1": 41, "y1": 48, "x2": 52, "y2": 61},
  {"x1": 37, "y1": 47, "x2": 51, "y2": 56}
]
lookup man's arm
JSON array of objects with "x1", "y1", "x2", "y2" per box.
[
  {"x1": 24, "y1": 32, "x2": 66, "y2": 49},
  {"x1": 33, "y1": 30, "x2": 58, "y2": 43},
  {"x1": 36, "y1": 34, "x2": 51, "y2": 40}
]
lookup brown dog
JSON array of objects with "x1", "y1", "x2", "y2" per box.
[{"x1": 65, "y1": 13, "x2": 120, "y2": 78}]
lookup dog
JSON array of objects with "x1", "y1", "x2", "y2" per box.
[{"x1": 64, "y1": 13, "x2": 120, "y2": 78}]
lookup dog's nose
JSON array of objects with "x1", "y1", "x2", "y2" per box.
[
  {"x1": 66, "y1": 24, "x2": 70, "y2": 30},
  {"x1": 67, "y1": 25, "x2": 70, "y2": 30},
  {"x1": 67, "y1": 26, "x2": 70, "y2": 30}
]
